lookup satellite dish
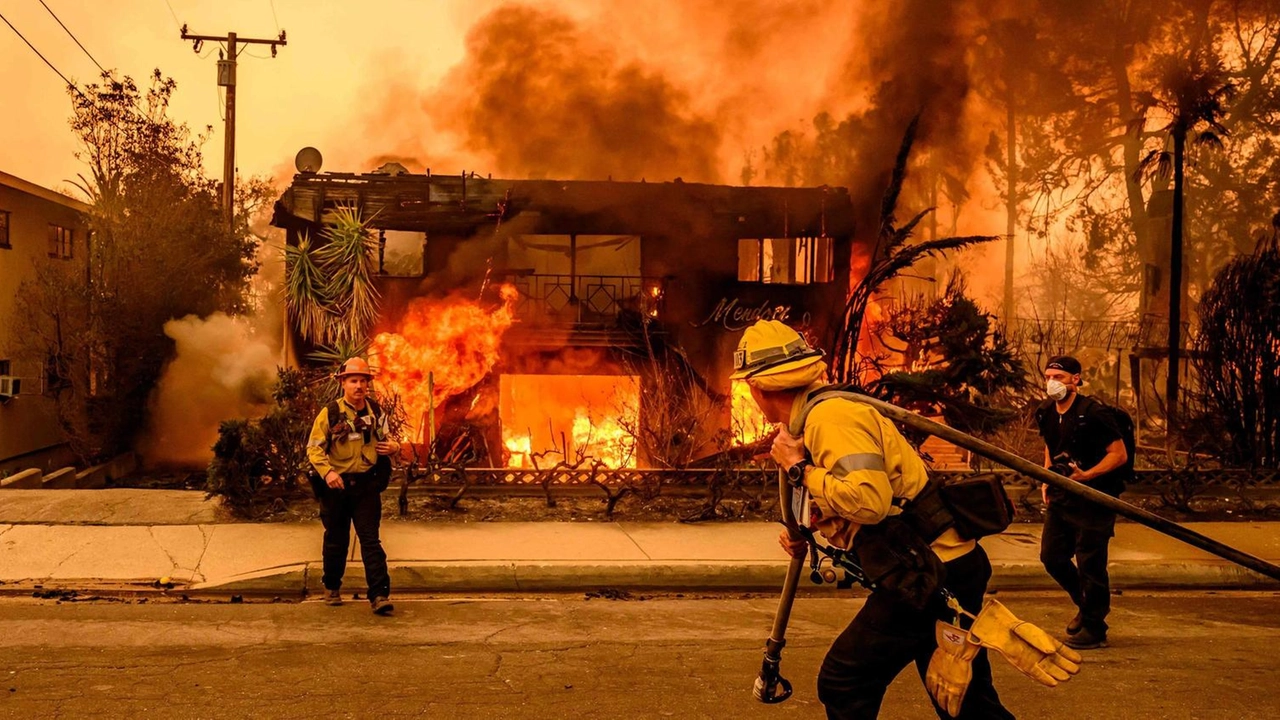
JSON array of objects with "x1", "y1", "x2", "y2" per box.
[{"x1": 295, "y1": 147, "x2": 323, "y2": 174}]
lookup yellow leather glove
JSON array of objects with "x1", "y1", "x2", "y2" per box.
[
  {"x1": 968, "y1": 599, "x2": 1083, "y2": 687},
  {"x1": 926, "y1": 620, "x2": 980, "y2": 718}
]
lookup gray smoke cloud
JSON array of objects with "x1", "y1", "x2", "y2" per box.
[{"x1": 139, "y1": 312, "x2": 280, "y2": 468}]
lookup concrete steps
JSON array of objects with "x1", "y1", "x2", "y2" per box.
[
  {"x1": 0, "y1": 453, "x2": 136, "y2": 490},
  {"x1": 920, "y1": 418, "x2": 971, "y2": 471}
]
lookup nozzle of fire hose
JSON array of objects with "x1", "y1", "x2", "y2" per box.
[
  {"x1": 754, "y1": 638, "x2": 794, "y2": 704},
  {"x1": 753, "y1": 658, "x2": 793, "y2": 703}
]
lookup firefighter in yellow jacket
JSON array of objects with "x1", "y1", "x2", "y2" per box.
[
  {"x1": 307, "y1": 357, "x2": 401, "y2": 615},
  {"x1": 734, "y1": 320, "x2": 1015, "y2": 719}
]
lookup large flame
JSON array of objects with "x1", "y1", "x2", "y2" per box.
[
  {"x1": 500, "y1": 374, "x2": 639, "y2": 469},
  {"x1": 731, "y1": 380, "x2": 771, "y2": 445},
  {"x1": 370, "y1": 285, "x2": 519, "y2": 440}
]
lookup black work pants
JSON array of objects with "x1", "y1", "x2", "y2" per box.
[
  {"x1": 1040, "y1": 501, "x2": 1114, "y2": 634},
  {"x1": 817, "y1": 544, "x2": 1014, "y2": 720},
  {"x1": 316, "y1": 471, "x2": 390, "y2": 601}
]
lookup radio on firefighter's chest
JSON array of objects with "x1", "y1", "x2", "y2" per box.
[{"x1": 332, "y1": 413, "x2": 374, "y2": 443}]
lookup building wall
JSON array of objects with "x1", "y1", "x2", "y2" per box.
[
  {"x1": 0, "y1": 173, "x2": 90, "y2": 467},
  {"x1": 276, "y1": 175, "x2": 859, "y2": 466}
]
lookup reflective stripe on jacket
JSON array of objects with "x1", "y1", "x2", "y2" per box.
[{"x1": 789, "y1": 386, "x2": 975, "y2": 562}]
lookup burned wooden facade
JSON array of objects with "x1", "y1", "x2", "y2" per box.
[{"x1": 272, "y1": 168, "x2": 860, "y2": 467}]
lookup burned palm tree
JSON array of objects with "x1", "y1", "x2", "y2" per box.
[
  {"x1": 1132, "y1": 48, "x2": 1236, "y2": 427},
  {"x1": 830, "y1": 117, "x2": 997, "y2": 383}
]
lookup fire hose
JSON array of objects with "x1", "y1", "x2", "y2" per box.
[{"x1": 754, "y1": 392, "x2": 1280, "y2": 704}]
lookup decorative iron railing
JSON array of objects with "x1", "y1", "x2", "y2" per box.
[
  {"x1": 401, "y1": 466, "x2": 1280, "y2": 489},
  {"x1": 404, "y1": 466, "x2": 772, "y2": 486},
  {"x1": 501, "y1": 273, "x2": 664, "y2": 325},
  {"x1": 1007, "y1": 317, "x2": 1191, "y2": 351}
]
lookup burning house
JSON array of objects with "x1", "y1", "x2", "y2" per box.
[{"x1": 272, "y1": 162, "x2": 860, "y2": 472}]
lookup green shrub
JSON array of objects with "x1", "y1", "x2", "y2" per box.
[{"x1": 206, "y1": 368, "x2": 322, "y2": 517}]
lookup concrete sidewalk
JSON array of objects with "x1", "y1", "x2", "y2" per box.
[{"x1": 0, "y1": 490, "x2": 1277, "y2": 595}]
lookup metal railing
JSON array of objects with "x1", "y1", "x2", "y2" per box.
[
  {"x1": 1007, "y1": 317, "x2": 1191, "y2": 351},
  {"x1": 404, "y1": 466, "x2": 773, "y2": 486},
  {"x1": 502, "y1": 273, "x2": 664, "y2": 325}
]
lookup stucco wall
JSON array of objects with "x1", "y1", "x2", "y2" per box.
[{"x1": 0, "y1": 176, "x2": 90, "y2": 464}]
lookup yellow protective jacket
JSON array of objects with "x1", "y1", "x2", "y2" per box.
[
  {"x1": 789, "y1": 386, "x2": 975, "y2": 563},
  {"x1": 306, "y1": 397, "x2": 386, "y2": 479}
]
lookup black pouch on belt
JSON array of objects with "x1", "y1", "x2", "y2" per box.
[
  {"x1": 939, "y1": 473, "x2": 1015, "y2": 540},
  {"x1": 851, "y1": 516, "x2": 946, "y2": 611}
]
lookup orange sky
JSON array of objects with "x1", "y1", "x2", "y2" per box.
[
  {"x1": 3, "y1": 1, "x2": 1030, "y2": 309},
  {"x1": 2, "y1": 0, "x2": 874, "y2": 193},
  {"x1": 0, "y1": 0, "x2": 506, "y2": 192}
]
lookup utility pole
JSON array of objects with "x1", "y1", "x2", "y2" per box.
[{"x1": 180, "y1": 25, "x2": 286, "y2": 228}]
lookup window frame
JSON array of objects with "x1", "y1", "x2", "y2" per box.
[
  {"x1": 47, "y1": 224, "x2": 74, "y2": 260},
  {"x1": 736, "y1": 236, "x2": 833, "y2": 285},
  {"x1": 0, "y1": 210, "x2": 10, "y2": 249}
]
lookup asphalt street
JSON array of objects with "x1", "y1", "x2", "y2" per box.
[{"x1": 0, "y1": 591, "x2": 1277, "y2": 719}]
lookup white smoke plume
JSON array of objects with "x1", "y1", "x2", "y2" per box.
[{"x1": 139, "y1": 312, "x2": 280, "y2": 467}]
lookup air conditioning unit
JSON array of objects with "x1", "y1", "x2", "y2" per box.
[{"x1": 0, "y1": 376, "x2": 21, "y2": 399}]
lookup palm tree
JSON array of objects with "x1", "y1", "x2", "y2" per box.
[
  {"x1": 831, "y1": 116, "x2": 998, "y2": 382},
  {"x1": 1132, "y1": 49, "x2": 1236, "y2": 427},
  {"x1": 283, "y1": 204, "x2": 381, "y2": 350}
]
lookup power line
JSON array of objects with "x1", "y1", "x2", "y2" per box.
[
  {"x1": 163, "y1": 0, "x2": 182, "y2": 30},
  {"x1": 38, "y1": 0, "x2": 106, "y2": 74},
  {"x1": 180, "y1": 27, "x2": 287, "y2": 225},
  {"x1": 0, "y1": 9, "x2": 86, "y2": 99},
  {"x1": 269, "y1": 0, "x2": 280, "y2": 34},
  {"x1": 32, "y1": 3, "x2": 151, "y2": 122}
]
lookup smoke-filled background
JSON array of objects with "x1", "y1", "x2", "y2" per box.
[
  {"x1": 141, "y1": 0, "x2": 1280, "y2": 462},
  {"x1": 351, "y1": 0, "x2": 1277, "y2": 310},
  {"x1": 141, "y1": 313, "x2": 279, "y2": 466}
]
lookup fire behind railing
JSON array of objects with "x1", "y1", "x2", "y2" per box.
[
  {"x1": 500, "y1": 273, "x2": 665, "y2": 325},
  {"x1": 404, "y1": 466, "x2": 772, "y2": 486}
]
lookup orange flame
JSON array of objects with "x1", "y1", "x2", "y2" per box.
[
  {"x1": 571, "y1": 401, "x2": 637, "y2": 469},
  {"x1": 731, "y1": 380, "x2": 771, "y2": 445},
  {"x1": 500, "y1": 375, "x2": 638, "y2": 469},
  {"x1": 503, "y1": 430, "x2": 533, "y2": 469},
  {"x1": 370, "y1": 284, "x2": 519, "y2": 440}
]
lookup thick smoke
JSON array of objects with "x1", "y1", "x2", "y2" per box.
[
  {"x1": 343, "y1": 1, "x2": 1068, "y2": 303},
  {"x1": 139, "y1": 313, "x2": 279, "y2": 467},
  {"x1": 357, "y1": 2, "x2": 996, "y2": 199},
  {"x1": 836, "y1": 1, "x2": 981, "y2": 201},
  {"x1": 431, "y1": 5, "x2": 722, "y2": 182}
]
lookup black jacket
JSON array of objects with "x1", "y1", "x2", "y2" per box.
[{"x1": 1035, "y1": 393, "x2": 1126, "y2": 499}]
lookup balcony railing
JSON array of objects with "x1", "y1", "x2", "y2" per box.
[{"x1": 502, "y1": 273, "x2": 665, "y2": 326}]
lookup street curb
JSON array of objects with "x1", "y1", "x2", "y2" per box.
[
  {"x1": 179, "y1": 559, "x2": 1280, "y2": 595},
  {"x1": 987, "y1": 561, "x2": 1280, "y2": 590}
]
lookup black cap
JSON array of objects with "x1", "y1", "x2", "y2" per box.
[{"x1": 1045, "y1": 355, "x2": 1082, "y2": 375}]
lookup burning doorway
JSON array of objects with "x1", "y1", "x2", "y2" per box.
[{"x1": 500, "y1": 374, "x2": 639, "y2": 469}]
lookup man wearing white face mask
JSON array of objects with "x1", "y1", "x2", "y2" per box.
[{"x1": 1034, "y1": 356, "x2": 1128, "y2": 650}]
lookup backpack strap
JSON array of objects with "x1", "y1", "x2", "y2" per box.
[
  {"x1": 788, "y1": 384, "x2": 863, "y2": 437},
  {"x1": 324, "y1": 398, "x2": 388, "y2": 452},
  {"x1": 790, "y1": 386, "x2": 956, "y2": 533},
  {"x1": 366, "y1": 398, "x2": 388, "y2": 440},
  {"x1": 323, "y1": 400, "x2": 344, "y2": 453}
]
